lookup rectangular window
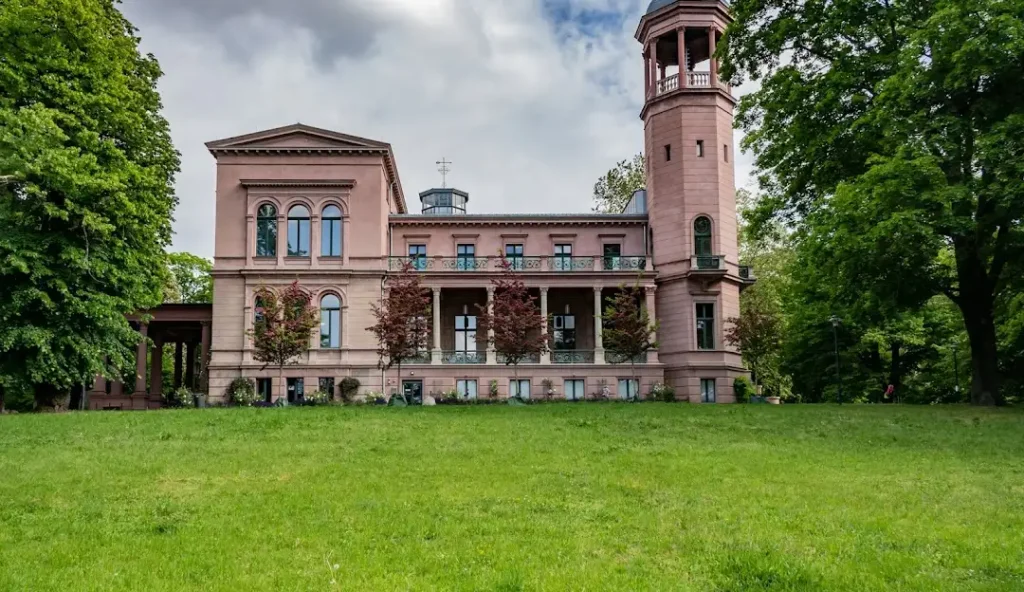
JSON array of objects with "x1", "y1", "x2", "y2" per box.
[
  {"x1": 723, "y1": 144, "x2": 729, "y2": 162},
  {"x1": 456, "y1": 244, "x2": 476, "y2": 270},
  {"x1": 455, "y1": 315, "x2": 477, "y2": 353},
  {"x1": 510, "y1": 379, "x2": 531, "y2": 400},
  {"x1": 603, "y1": 243, "x2": 622, "y2": 270},
  {"x1": 665, "y1": 144, "x2": 672, "y2": 161},
  {"x1": 701, "y1": 378, "x2": 717, "y2": 403},
  {"x1": 618, "y1": 378, "x2": 639, "y2": 400},
  {"x1": 696, "y1": 140, "x2": 705, "y2": 157},
  {"x1": 286, "y1": 377, "x2": 304, "y2": 404},
  {"x1": 505, "y1": 244, "x2": 524, "y2": 270},
  {"x1": 554, "y1": 244, "x2": 573, "y2": 271},
  {"x1": 565, "y1": 379, "x2": 585, "y2": 401},
  {"x1": 319, "y1": 377, "x2": 335, "y2": 400},
  {"x1": 552, "y1": 314, "x2": 576, "y2": 350},
  {"x1": 457, "y1": 379, "x2": 478, "y2": 400},
  {"x1": 409, "y1": 244, "x2": 427, "y2": 270},
  {"x1": 696, "y1": 303, "x2": 715, "y2": 350},
  {"x1": 257, "y1": 378, "x2": 272, "y2": 402}
]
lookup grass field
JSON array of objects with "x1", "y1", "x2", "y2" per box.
[{"x1": 1, "y1": 404, "x2": 1023, "y2": 591}]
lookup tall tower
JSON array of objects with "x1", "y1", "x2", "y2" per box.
[{"x1": 637, "y1": 0, "x2": 749, "y2": 402}]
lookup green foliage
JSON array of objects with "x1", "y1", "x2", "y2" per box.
[
  {"x1": 602, "y1": 283, "x2": 657, "y2": 380},
  {"x1": 591, "y1": 153, "x2": 645, "y2": 213},
  {"x1": 0, "y1": 0, "x2": 180, "y2": 395},
  {"x1": 248, "y1": 283, "x2": 319, "y2": 377},
  {"x1": 723, "y1": 0, "x2": 1024, "y2": 405},
  {"x1": 339, "y1": 377, "x2": 361, "y2": 402},
  {"x1": 649, "y1": 382, "x2": 675, "y2": 402},
  {"x1": 164, "y1": 386, "x2": 194, "y2": 409},
  {"x1": 227, "y1": 377, "x2": 257, "y2": 407},
  {"x1": 165, "y1": 252, "x2": 212, "y2": 304},
  {"x1": 733, "y1": 377, "x2": 753, "y2": 404}
]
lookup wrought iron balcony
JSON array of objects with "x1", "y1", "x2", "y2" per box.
[
  {"x1": 497, "y1": 352, "x2": 541, "y2": 365},
  {"x1": 552, "y1": 350, "x2": 596, "y2": 364},
  {"x1": 442, "y1": 351, "x2": 485, "y2": 365},
  {"x1": 739, "y1": 265, "x2": 755, "y2": 280},
  {"x1": 406, "y1": 352, "x2": 432, "y2": 365},
  {"x1": 602, "y1": 256, "x2": 647, "y2": 271},
  {"x1": 549, "y1": 256, "x2": 597, "y2": 272},
  {"x1": 608, "y1": 351, "x2": 649, "y2": 365}
]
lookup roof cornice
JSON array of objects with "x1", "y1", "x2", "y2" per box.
[
  {"x1": 240, "y1": 178, "x2": 356, "y2": 189},
  {"x1": 390, "y1": 214, "x2": 649, "y2": 227}
]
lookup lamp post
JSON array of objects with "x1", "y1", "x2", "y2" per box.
[{"x1": 830, "y1": 315, "x2": 842, "y2": 404}]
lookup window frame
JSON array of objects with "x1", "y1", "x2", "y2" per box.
[
  {"x1": 319, "y1": 377, "x2": 335, "y2": 399},
  {"x1": 696, "y1": 302, "x2": 716, "y2": 350},
  {"x1": 454, "y1": 314, "x2": 477, "y2": 353},
  {"x1": 505, "y1": 243, "x2": 524, "y2": 270},
  {"x1": 320, "y1": 205, "x2": 343, "y2": 258},
  {"x1": 257, "y1": 378, "x2": 273, "y2": 402},
  {"x1": 510, "y1": 379, "x2": 531, "y2": 400},
  {"x1": 286, "y1": 377, "x2": 305, "y2": 404},
  {"x1": 603, "y1": 243, "x2": 622, "y2": 270},
  {"x1": 552, "y1": 314, "x2": 576, "y2": 350},
  {"x1": 553, "y1": 243, "x2": 573, "y2": 271},
  {"x1": 256, "y1": 204, "x2": 278, "y2": 258},
  {"x1": 565, "y1": 379, "x2": 585, "y2": 401},
  {"x1": 456, "y1": 244, "x2": 476, "y2": 270},
  {"x1": 701, "y1": 378, "x2": 717, "y2": 403},
  {"x1": 618, "y1": 378, "x2": 639, "y2": 400},
  {"x1": 456, "y1": 379, "x2": 478, "y2": 400},
  {"x1": 408, "y1": 244, "x2": 427, "y2": 270},
  {"x1": 320, "y1": 294, "x2": 341, "y2": 349},
  {"x1": 286, "y1": 205, "x2": 311, "y2": 258}
]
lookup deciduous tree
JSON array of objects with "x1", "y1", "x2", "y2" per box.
[
  {"x1": 477, "y1": 259, "x2": 548, "y2": 393},
  {"x1": 723, "y1": 0, "x2": 1024, "y2": 404},
  {"x1": 248, "y1": 283, "x2": 319, "y2": 401},
  {"x1": 0, "y1": 0, "x2": 179, "y2": 404},
  {"x1": 602, "y1": 283, "x2": 657, "y2": 397},
  {"x1": 592, "y1": 153, "x2": 645, "y2": 213},
  {"x1": 367, "y1": 263, "x2": 431, "y2": 401},
  {"x1": 166, "y1": 252, "x2": 213, "y2": 304}
]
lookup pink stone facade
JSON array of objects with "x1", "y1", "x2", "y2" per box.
[{"x1": 200, "y1": 1, "x2": 749, "y2": 405}]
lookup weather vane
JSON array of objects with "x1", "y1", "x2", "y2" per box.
[{"x1": 436, "y1": 157, "x2": 452, "y2": 189}]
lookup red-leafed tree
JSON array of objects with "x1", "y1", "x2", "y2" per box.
[
  {"x1": 247, "y1": 282, "x2": 319, "y2": 401},
  {"x1": 477, "y1": 259, "x2": 549, "y2": 397},
  {"x1": 367, "y1": 262, "x2": 431, "y2": 400},
  {"x1": 602, "y1": 283, "x2": 658, "y2": 398}
]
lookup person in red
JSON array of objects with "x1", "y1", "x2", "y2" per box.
[{"x1": 884, "y1": 384, "x2": 895, "y2": 402}]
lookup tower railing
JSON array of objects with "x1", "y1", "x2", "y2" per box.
[{"x1": 655, "y1": 71, "x2": 716, "y2": 96}]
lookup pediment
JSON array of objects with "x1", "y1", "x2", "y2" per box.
[{"x1": 206, "y1": 123, "x2": 389, "y2": 152}]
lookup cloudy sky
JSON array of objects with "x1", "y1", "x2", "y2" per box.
[{"x1": 118, "y1": 0, "x2": 755, "y2": 258}]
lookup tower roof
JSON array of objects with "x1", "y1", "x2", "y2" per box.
[{"x1": 646, "y1": 0, "x2": 728, "y2": 14}]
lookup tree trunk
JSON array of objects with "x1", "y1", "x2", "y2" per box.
[
  {"x1": 888, "y1": 342, "x2": 903, "y2": 394},
  {"x1": 0, "y1": 383, "x2": 5, "y2": 414},
  {"x1": 955, "y1": 240, "x2": 1002, "y2": 406},
  {"x1": 278, "y1": 364, "x2": 285, "y2": 403}
]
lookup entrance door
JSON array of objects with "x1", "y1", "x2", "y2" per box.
[{"x1": 402, "y1": 380, "x2": 424, "y2": 405}]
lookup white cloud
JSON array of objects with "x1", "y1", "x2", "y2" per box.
[{"x1": 119, "y1": 0, "x2": 755, "y2": 258}]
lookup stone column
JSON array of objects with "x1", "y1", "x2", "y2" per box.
[
  {"x1": 593, "y1": 287, "x2": 605, "y2": 364},
  {"x1": 173, "y1": 342, "x2": 183, "y2": 389},
  {"x1": 540, "y1": 287, "x2": 550, "y2": 365},
  {"x1": 342, "y1": 217, "x2": 352, "y2": 267},
  {"x1": 185, "y1": 342, "x2": 196, "y2": 391},
  {"x1": 486, "y1": 286, "x2": 496, "y2": 365},
  {"x1": 150, "y1": 336, "x2": 164, "y2": 398},
  {"x1": 245, "y1": 214, "x2": 254, "y2": 267},
  {"x1": 709, "y1": 26, "x2": 718, "y2": 85},
  {"x1": 678, "y1": 27, "x2": 687, "y2": 88},
  {"x1": 649, "y1": 39, "x2": 658, "y2": 94},
  {"x1": 134, "y1": 323, "x2": 148, "y2": 394},
  {"x1": 310, "y1": 212, "x2": 321, "y2": 269},
  {"x1": 645, "y1": 286, "x2": 659, "y2": 364},
  {"x1": 644, "y1": 49, "x2": 651, "y2": 98},
  {"x1": 431, "y1": 287, "x2": 442, "y2": 364},
  {"x1": 200, "y1": 321, "x2": 212, "y2": 392}
]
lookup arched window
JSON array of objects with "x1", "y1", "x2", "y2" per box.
[
  {"x1": 694, "y1": 216, "x2": 712, "y2": 257},
  {"x1": 321, "y1": 205, "x2": 342, "y2": 257},
  {"x1": 287, "y1": 205, "x2": 311, "y2": 257},
  {"x1": 254, "y1": 295, "x2": 266, "y2": 324},
  {"x1": 256, "y1": 204, "x2": 277, "y2": 257},
  {"x1": 320, "y1": 294, "x2": 341, "y2": 349}
]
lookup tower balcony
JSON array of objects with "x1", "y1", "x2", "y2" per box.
[{"x1": 655, "y1": 71, "x2": 719, "y2": 96}]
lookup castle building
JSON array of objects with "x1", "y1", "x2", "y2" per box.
[{"x1": 85, "y1": 0, "x2": 751, "y2": 409}]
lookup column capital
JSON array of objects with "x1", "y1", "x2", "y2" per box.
[
  {"x1": 486, "y1": 286, "x2": 495, "y2": 295},
  {"x1": 539, "y1": 286, "x2": 549, "y2": 294},
  {"x1": 433, "y1": 287, "x2": 442, "y2": 295},
  {"x1": 644, "y1": 285, "x2": 657, "y2": 295}
]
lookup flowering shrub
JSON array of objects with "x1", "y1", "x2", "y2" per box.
[
  {"x1": 228, "y1": 377, "x2": 258, "y2": 407},
  {"x1": 305, "y1": 390, "x2": 332, "y2": 406},
  {"x1": 649, "y1": 382, "x2": 675, "y2": 402},
  {"x1": 164, "y1": 386, "x2": 195, "y2": 409},
  {"x1": 365, "y1": 391, "x2": 387, "y2": 405}
]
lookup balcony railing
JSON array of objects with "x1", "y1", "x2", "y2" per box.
[
  {"x1": 552, "y1": 350, "x2": 596, "y2": 364},
  {"x1": 498, "y1": 352, "x2": 541, "y2": 365},
  {"x1": 406, "y1": 352, "x2": 432, "y2": 365},
  {"x1": 608, "y1": 351, "x2": 649, "y2": 365},
  {"x1": 739, "y1": 265, "x2": 755, "y2": 280},
  {"x1": 602, "y1": 256, "x2": 647, "y2": 271},
  {"x1": 693, "y1": 255, "x2": 725, "y2": 271},
  {"x1": 443, "y1": 351, "x2": 485, "y2": 365},
  {"x1": 388, "y1": 256, "x2": 647, "y2": 273},
  {"x1": 655, "y1": 71, "x2": 715, "y2": 97}
]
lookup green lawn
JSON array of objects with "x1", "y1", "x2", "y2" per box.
[{"x1": 1, "y1": 404, "x2": 1022, "y2": 591}]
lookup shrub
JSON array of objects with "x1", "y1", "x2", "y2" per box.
[
  {"x1": 541, "y1": 379, "x2": 555, "y2": 400},
  {"x1": 227, "y1": 377, "x2": 258, "y2": 407},
  {"x1": 649, "y1": 382, "x2": 675, "y2": 402},
  {"x1": 489, "y1": 380, "x2": 499, "y2": 399},
  {"x1": 339, "y1": 377, "x2": 360, "y2": 402},
  {"x1": 734, "y1": 377, "x2": 753, "y2": 403},
  {"x1": 164, "y1": 386, "x2": 195, "y2": 409},
  {"x1": 305, "y1": 390, "x2": 331, "y2": 406}
]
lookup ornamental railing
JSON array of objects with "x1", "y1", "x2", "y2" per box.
[
  {"x1": 405, "y1": 352, "x2": 432, "y2": 365},
  {"x1": 443, "y1": 351, "x2": 486, "y2": 365},
  {"x1": 552, "y1": 350, "x2": 596, "y2": 364},
  {"x1": 388, "y1": 256, "x2": 647, "y2": 273},
  {"x1": 602, "y1": 256, "x2": 647, "y2": 271},
  {"x1": 655, "y1": 71, "x2": 714, "y2": 96},
  {"x1": 739, "y1": 265, "x2": 755, "y2": 280},
  {"x1": 656, "y1": 73, "x2": 679, "y2": 95},
  {"x1": 497, "y1": 352, "x2": 541, "y2": 365},
  {"x1": 608, "y1": 351, "x2": 649, "y2": 365}
]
